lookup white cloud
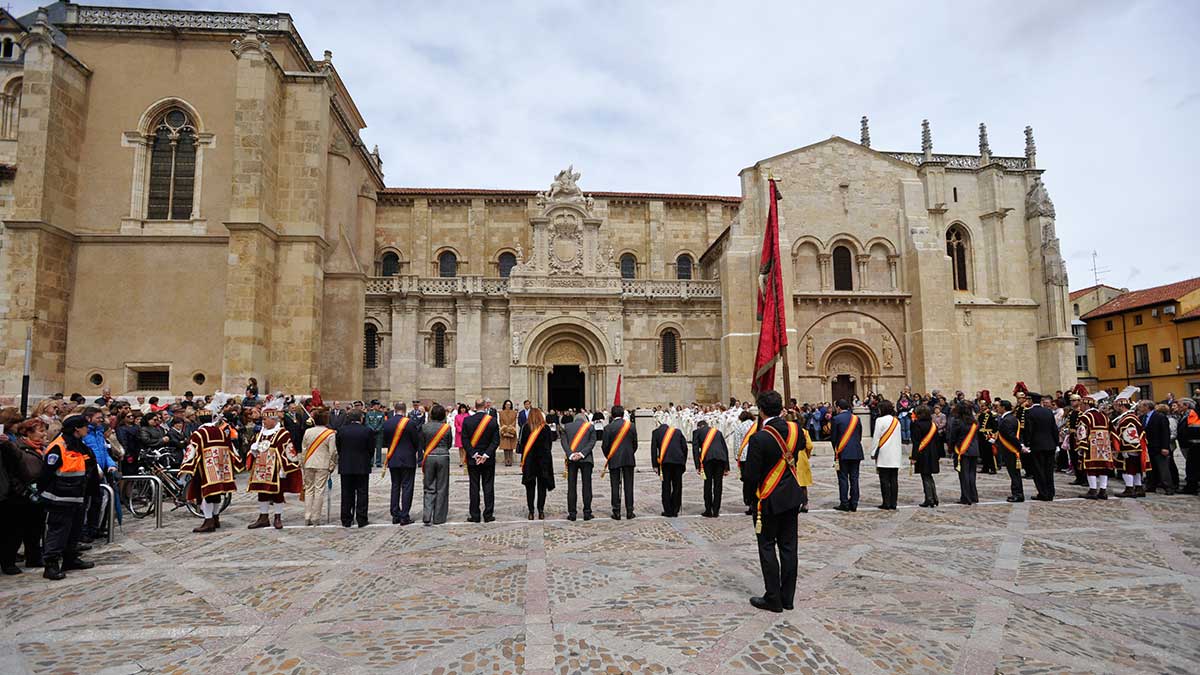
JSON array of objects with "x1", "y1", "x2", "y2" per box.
[{"x1": 23, "y1": 0, "x2": 1200, "y2": 289}]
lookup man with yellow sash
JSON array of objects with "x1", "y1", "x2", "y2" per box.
[
  {"x1": 461, "y1": 399, "x2": 501, "y2": 523},
  {"x1": 994, "y1": 400, "x2": 1024, "y2": 503},
  {"x1": 692, "y1": 419, "x2": 731, "y2": 517},
  {"x1": 830, "y1": 399, "x2": 863, "y2": 512},
  {"x1": 909, "y1": 405, "x2": 942, "y2": 508},
  {"x1": 948, "y1": 402, "x2": 980, "y2": 505},
  {"x1": 743, "y1": 390, "x2": 803, "y2": 613},
  {"x1": 558, "y1": 412, "x2": 596, "y2": 521},
  {"x1": 382, "y1": 402, "x2": 421, "y2": 525},
  {"x1": 600, "y1": 405, "x2": 638, "y2": 520},
  {"x1": 419, "y1": 404, "x2": 455, "y2": 526},
  {"x1": 651, "y1": 421, "x2": 688, "y2": 517},
  {"x1": 300, "y1": 407, "x2": 337, "y2": 526}
]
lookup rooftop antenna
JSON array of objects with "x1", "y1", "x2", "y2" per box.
[{"x1": 1089, "y1": 250, "x2": 1110, "y2": 287}]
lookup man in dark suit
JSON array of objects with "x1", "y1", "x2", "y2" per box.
[
  {"x1": 651, "y1": 421, "x2": 688, "y2": 517},
  {"x1": 329, "y1": 403, "x2": 347, "y2": 430},
  {"x1": 1141, "y1": 400, "x2": 1173, "y2": 495},
  {"x1": 558, "y1": 412, "x2": 596, "y2": 521},
  {"x1": 601, "y1": 406, "x2": 637, "y2": 519},
  {"x1": 693, "y1": 419, "x2": 730, "y2": 517},
  {"x1": 517, "y1": 400, "x2": 531, "y2": 428},
  {"x1": 994, "y1": 400, "x2": 1024, "y2": 502},
  {"x1": 743, "y1": 389, "x2": 803, "y2": 613},
  {"x1": 382, "y1": 403, "x2": 421, "y2": 525},
  {"x1": 829, "y1": 399, "x2": 863, "y2": 512},
  {"x1": 336, "y1": 410, "x2": 375, "y2": 527},
  {"x1": 461, "y1": 399, "x2": 501, "y2": 522},
  {"x1": 1020, "y1": 392, "x2": 1058, "y2": 501}
]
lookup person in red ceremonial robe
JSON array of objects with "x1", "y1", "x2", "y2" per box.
[
  {"x1": 245, "y1": 398, "x2": 303, "y2": 529},
  {"x1": 180, "y1": 398, "x2": 240, "y2": 533},
  {"x1": 1076, "y1": 391, "x2": 1114, "y2": 499},
  {"x1": 1111, "y1": 395, "x2": 1148, "y2": 498}
]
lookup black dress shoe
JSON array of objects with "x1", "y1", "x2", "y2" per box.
[
  {"x1": 76, "y1": 544, "x2": 92, "y2": 552},
  {"x1": 611, "y1": 512, "x2": 621, "y2": 520},
  {"x1": 958, "y1": 499, "x2": 972, "y2": 505},
  {"x1": 1006, "y1": 496, "x2": 1024, "y2": 503},
  {"x1": 484, "y1": 516, "x2": 496, "y2": 523},
  {"x1": 584, "y1": 513, "x2": 594, "y2": 521},
  {"x1": 876, "y1": 504, "x2": 888, "y2": 510},
  {"x1": 661, "y1": 511, "x2": 672, "y2": 517},
  {"x1": 782, "y1": 603, "x2": 794, "y2": 611},
  {"x1": 2, "y1": 564, "x2": 21, "y2": 575},
  {"x1": 849, "y1": 505, "x2": 857, "y2": 512},
  {"x1": 399, "y1": 518, "x2": 414, "y2": 526},
  {"x1": 919, "y1": 501, "x2": 932, "y2": 508},
  {"x1": 467, "y1": 516, "x2": 482, "y2": 523},
  {"x1": 798, "y1": 506, "x2": 806, "y2": 514},
  {"x1": 626, "y1": 512, "x2": 636, "y2": 520},
  {"x1": 834, "y1": 504, "x2": 851, "y2": 512},
  {"x1": 63, "y1": 558, "x2": 95, "y2": 571},
  {"x1": 749, "y1": 596, "x2": 783, "y2": 613},
  {"x1": 702, "y1": 510, "x2": 712, "y2": 517},
  {"x1": 567, "y1": 514, "x2": 577, "y2": 521}
]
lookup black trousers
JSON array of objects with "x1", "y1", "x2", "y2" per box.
[
  {"x1": 756, "y1": 506, "x2": 799, "y2": 609},
  {"x1": 1146, "y1": 450, "x2": 1177, "y2": 492},
  {"x1": 702, "y1": 461, "x2": 724, "y2": 514},
  {"x1": 659, "y1": 463, "x2": 684, "y2": 516},
  {"x1": 919, "y1": 472, "x2": 938, "y2": 505},
  {"x1": 1184, "y1": 445, "x2": 1199, "y2": 491},
  {"x1": 957, "y1": 456, "x2": 978, "y2": 502},
  {"x1": 389, "y1": 467, "x2": 416, "y2": 520},
  {"x1": 609, "y1": 465, "x2": 635, "y2": 515},
  {"x1": 567, "y1": 462, "x2": 593, "y2": 517},
  {"x1": 43, "y1": 503, "x2": 84, "y2": 563},
  {"x1": 837, "y1": 459, "x2": 860, "y2": 507},
  {"x1": 877, "y1": 467, "x2": 898, "y2": 508},
  {"x1": 340, "y1": 474, "x2": 369, "y2": 526},
  {"x1": 525, "y1": 479, "x2": 548, "y2": 514},
  {"x1": 1031, "y1": 451, "x2": 1055, "y2": 499},
  {"x1": 1003, "y1": 451, "x2": 1024, "y2": 499},
  {"x1": 467, "y1": 462, "x2": 496, "y2": 520},
  {"x1": 1, "y1": 500, "x2": 43, "y2": 567}
]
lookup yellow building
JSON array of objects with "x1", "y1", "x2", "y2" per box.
[
  {"x1": 1069, "y1": 283, "x2": 1126, "y2": 388},
  {"x1": 1083, "y1": 277, "x2": 1200, "y2": 400}
]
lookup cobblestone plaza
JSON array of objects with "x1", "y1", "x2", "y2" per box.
[{"x1": 2, "y1": 456, "x2": 1199, "y2": 675}]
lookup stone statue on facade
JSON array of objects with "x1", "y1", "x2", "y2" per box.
[
  {"x1": 1025, "y1": 176, "x2": 1056, "y2": 220},
  {"x1": 511, "y1": 331, "x2": 522, "y2": 364},
  {"x1": 548, "y1": 166, "x2": 583, "y2": 201}
]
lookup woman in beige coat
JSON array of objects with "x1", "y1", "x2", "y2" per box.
[
  {"x1": 498, "y1": 399, "x2": 519, "y2": 467},
  {"x1": 300, "y1": 407, "x2": 338, "y2": 525}
]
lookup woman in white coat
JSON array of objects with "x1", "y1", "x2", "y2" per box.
[{"x1": 871, "y1": 400, "x2": 903, "y2": 510}]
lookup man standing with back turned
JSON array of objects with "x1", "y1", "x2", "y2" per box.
[
  {"x1": 830, "y1": 399, "x2": 863, "y2": 512},
  {"x1": 743, "y1": 390, "x2": 803, "y2": 613},
  {"x1": 461, "y1": 399, "x2": 500, "y2": 523}
]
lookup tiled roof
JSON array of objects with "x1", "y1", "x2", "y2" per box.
[
  {"x1": 1080, "y1": 276, "x2": 1200, "y2": 320},
  {"x1": 1174, "y1": 306, "x2": 1200, "y2": 322},
  {"x1": 1070, "y1": 284, "x2": 1124, "y2": 301},
  {"x1": 379, "y1": 187, "x2": 742, "y2": 204}
]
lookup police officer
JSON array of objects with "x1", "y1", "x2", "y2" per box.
[{"x1": 40, "y1": 415, "x2": 96, "y2": 580}]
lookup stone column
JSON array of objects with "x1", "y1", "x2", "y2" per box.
[
  {"x1": 454, "y1": 296, "x2": 483, "y2": 402},
  {"x1": 855, "y1": 254, "x2": 870, "y2": 290},
  {"x1": 903, "y1": 170, "x2": 955, "y2": 393},
  {"x1": 648, "y1": 201, "x2": 665, "y2": 279},
  {"x1": 390, "y1": 296, "x2": 420, "y2": 400},
  {"x1": 817, "y1": 253, "x2": 831, "y2": 291},
  {"x1": 887, "y1": 255, "x2": 900, "y2": 291},
  {"x1": 222, "y1": 224, "x2": 277, "y2": 392}
]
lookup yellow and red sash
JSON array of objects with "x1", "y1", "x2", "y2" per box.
[
  {"x1": 996, "y1": 430, "x2": 1022, "y2": 471},
  {"x1": 469, "y1": 413, "x2": 493, "y2": 448},
  {"x1": 877, "y1": 417, "x2": 899, "y2": 449},
  {"x1": 602, "y1": 419, "x2": 632, "y2": 476},
  {"x1": 422, "y1": 423, "x2": 450, "y2": 464},
  {"x1": 755, "y1": 423, "x2": 800, "y2": 534},
  {"x1": 657, "y1": 427, "x2": 677, "y2": 479},
  {"x1": 737, "y1": 420, "x2": 759, "y2": 468},
  {"x1": 699, "y1": 427, "x2": 719, "y2": 477},
  {"x1": 303, "y1": 427, "x2": 336, "y2": 465},
  {"x1": 834, "y1": 414, "x2": 859, "y2": 466},
  {"x1": 916, "y1": 423, "x2": 937, "y2": 453},
  {"x1": 955, "y1": 422, "x2": 978, "y2": 473},
  {"x1": 520, "y1": 425, "x2": 544, "y2": 469},
  {"x1": 379, "y1": 417, "x2": 412, "y2": 475},
  {"x1": 568, "y1": 420, "x2": 591, "y2": 454}
]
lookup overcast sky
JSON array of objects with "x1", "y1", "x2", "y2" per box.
[{"x1": 23, "y1": 1, "x2": 1200, "y2": 290}]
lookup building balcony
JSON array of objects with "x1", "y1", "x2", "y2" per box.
[{"x1": 366, "y1": 275, "x2": 722, "y2": 300}]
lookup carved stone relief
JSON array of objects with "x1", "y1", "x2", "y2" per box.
[
  {"x1": 882, "y1": 334, "x2": 894, "y2": 369},
  {"x1": 805, "y1": 335, "x2": 815, "y2": 369}
]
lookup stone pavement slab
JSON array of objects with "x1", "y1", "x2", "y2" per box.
[{"x1": 2, "y1": 460, "x2": 1198, "y2": 674}]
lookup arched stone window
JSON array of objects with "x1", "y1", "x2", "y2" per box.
[
  {"x1": 438, "y1": 251, "x2": 458, "y2": 278},
  {"x1": 661, "y1": 329, "x2": 680, "y2": 373},
  {"x1": 432, "y1": 322, "x2": 447, "y2": 368},
  {"x1": 1, "y1": 77, "x2": 20, "y2": 140},
  {"x1": 946, "y1": 225, "x2": 970, "y2": 291},
  {"x1": 498, "y1": 251, "x2": 517, "y2": 278},
  {"x1": 380, "y1": 251, "x2": 400, "y2": 277},
  {"x1": 363, "y1": 324, "x2": 378, "y2": 369},
  {"x1": 620, "y1": 253, "x2": 637, "y2": 280},
  {"x1": 146, "y1": 107, "x2": 198, "y2": 220},
  {"x1": 675, "y1": 254, "x2": 693, "y2": 280},
  {"x1": 832, "y1": 245, "x2": 854, "y2": 291}
]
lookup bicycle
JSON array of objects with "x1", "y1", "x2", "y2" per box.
[{"x1": 126, "y1": 447, "x2": 231, "y2": 519}]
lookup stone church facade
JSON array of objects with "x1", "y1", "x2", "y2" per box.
[{"x1": 0, "y1": 4, "x2": 1075, "y2": 407}]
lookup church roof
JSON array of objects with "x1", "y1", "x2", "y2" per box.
[
  {"x1": 1081, "y1": 276, "x2": 1200, "y2": 320},
  {"x1": 1069, "y1": 284, "x2": 1125, "y2": 301},
  {"x1": 379, "y1": 187, "x2": 742, "y2": 204}
]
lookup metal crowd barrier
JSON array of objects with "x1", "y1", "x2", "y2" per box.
[
  {"x1": 120, "y1": 474, "x2": 165, "y2": 529},
  {"x1": 98, "y1": 483, "x2": 116, "y2": 544}
]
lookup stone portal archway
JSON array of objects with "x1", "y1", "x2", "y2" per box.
[
  {"x1": 517, "y1": 317, "x2": 613, "y2": 410},
  {"x1": 819, "y1": 339, "x2": 881, "y2": 402}
]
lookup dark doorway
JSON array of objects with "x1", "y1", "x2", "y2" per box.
[
  {"x1": 548, "y1": 365, "x2": 585, "y2": 411},
  {"x1": 831, "y1": 374, "x2": 856, "y2": 404}
]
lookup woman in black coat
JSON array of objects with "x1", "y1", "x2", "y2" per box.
[
  {"x1": 946, "y1": 402, "x2": 980, "y2": 505},
  {"x1": 517, "y1": 408, "x2": 555, "y2": 520},
  {"x1": 909, "y1": 405, "x2": 942, "y2": 508}
]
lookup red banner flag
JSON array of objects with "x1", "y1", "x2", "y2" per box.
[
  {"x1": 613, "y1": 374, "x2": 622, "y2": 407},
  {"x1": 752, "y1": 179, "x2": 787, "y2": 395}
]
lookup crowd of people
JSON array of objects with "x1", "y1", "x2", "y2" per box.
[{"x1": 3, "y1": 376, "x2": 1197, "y2": 588}]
